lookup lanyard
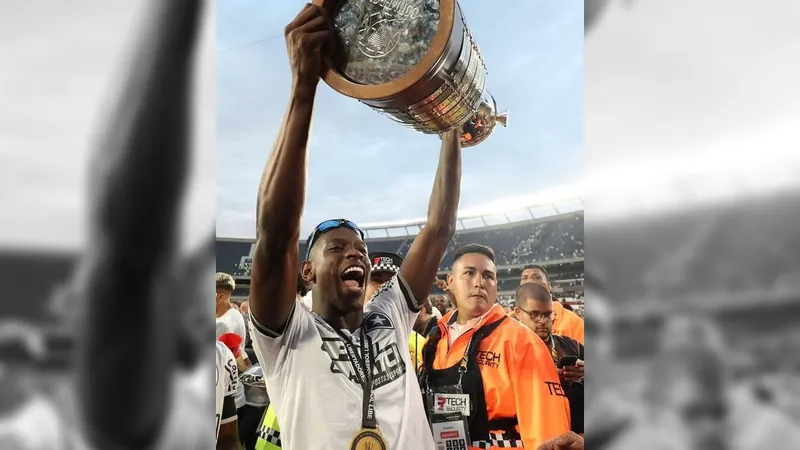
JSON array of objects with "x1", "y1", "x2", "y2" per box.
[
  {"x1": 455, "y1": 335, "x2": 474, "y2": 386},
  {"x1": 313, "y1": 314, "x2": 377, "y2": 428},
  {"x1": 547, "y1": 335, "x2": 558, "y2": 363}
]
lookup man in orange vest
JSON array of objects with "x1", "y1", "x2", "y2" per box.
[
  {"x1": 520, "y1": 265, "x2": 584, "y2": 344},
  {"x1": 421, "y1": 244, "x2": 571, "y2": 449},
  {"x1": 514, "y1": 282, "x2": 584, "y2": 436}
]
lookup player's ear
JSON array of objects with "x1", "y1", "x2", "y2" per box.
[
  {"x1": 301, "y1": 261, "x2": 315, "y2": 284},
  {"x1": 446, "y1": 274, "x2": 454, "y2": 288}
]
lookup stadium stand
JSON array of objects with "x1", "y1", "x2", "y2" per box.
[{"x1": 217, "y1": 211, "x2": 586, "y2": 306}]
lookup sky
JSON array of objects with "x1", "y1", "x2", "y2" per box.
[{"x1": 216, "y1": 0, "x2": 584, "y2": 238}]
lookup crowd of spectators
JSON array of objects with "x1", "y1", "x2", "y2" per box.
[{"x1": 217, "y1": 213, "x2": 585, "y2": 278}]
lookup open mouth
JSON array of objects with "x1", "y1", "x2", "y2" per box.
[{"x1": 341, "y1": 265, "x2": 366, "y2": 293}]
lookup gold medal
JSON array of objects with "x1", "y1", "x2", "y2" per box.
[{"x1": 349, "y1": 427, "x2": 388, "y2": 450}]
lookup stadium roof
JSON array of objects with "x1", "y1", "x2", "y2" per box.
[{"x1": 219, "y1": 186, "x2": 583, "y2": 241}]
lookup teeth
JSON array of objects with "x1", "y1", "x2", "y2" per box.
[{"x1": 344, "y1": 266, "x2": 364, "y2": 275}]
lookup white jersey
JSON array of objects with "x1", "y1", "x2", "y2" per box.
[
  {"x1": 216, "y1": 307, "x2": 247, "y2": 357},
  {"x1": 251, "y1": 274, "x2": 435, "y2": 450},
  {"x1": 215, "y1": 341, "x2": 238, "y2": 442}
]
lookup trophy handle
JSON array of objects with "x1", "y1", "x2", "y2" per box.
[{"x1": 496, "y1": 110, "x2": 509, "y2": 128}]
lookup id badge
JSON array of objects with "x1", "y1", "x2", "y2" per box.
[
  {"x1": 426, "y1": 384, "x2": 471, "y2": 417},
  {"x1": 431, "y1": 413, "x2": 471, "y2": 450},
  {"x1": 432, "y1": 392, "x2": 471, "y2": 416}
]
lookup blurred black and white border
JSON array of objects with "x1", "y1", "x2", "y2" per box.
[
  {"x1": 585, "y1": 1, "x2": 800, "y2": 449},
  {"x1": 0, "y1": 1, "x2": 215, "y2": 448}
]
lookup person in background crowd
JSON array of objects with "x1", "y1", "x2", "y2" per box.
[
  {"x1": 217, "y1": 273, "x2": 250, "y2": 415},
  {"x1": 421, "y1": 244, "x2": 570, "y2": 449},
  {"x1": 514, "y1": 282, "x2": 584, "y2": 435},
  {"x1": 238, "y1": 300, "x2": 253, "y2": 358},
  {"x1": 219, "y1": 333, "x2": 248, "y2": 376},
  {"x1": 364, "y1": 251, "x2": 404, "y2": 300},
  {"x1": 246, "y1": 4, "x2": 461, "y2": 449},
  {"x1": 216, "y1": 340, "x2": 243, "y2": 450},
  {"x1": 433, "y1": 284, "x2": 451, "y2": 316},
  {"x1": 430, "y1": 299, "x2": 444, "y2": 321},
  {"x1": 409, "y1": 298, "x2": 438, "y2": 372},
  {"x1": 416, "y1": 298, "x2": 439, "y2": 336},
  {"x1": 216, "y1": 273, "x2": 249, "y2": 363},
  {"x1": 519, "y1": 265, "x2": 584, "y2": 344}
]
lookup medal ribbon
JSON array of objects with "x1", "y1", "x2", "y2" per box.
[{"x1": 313, "y1": 314, "x2": 377, "y2": 429}]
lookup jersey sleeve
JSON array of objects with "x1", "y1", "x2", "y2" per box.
[
  {"x1": 512, "y1": 333, "x2": 572, "y2": 447},
  {"x1": 249, "y1": 300, "x2": 316, "y2": 379},
  {"x1": 221, "y1": 346, "x2": 239, "y2": 425},
  {"x1": 368, "y1": 273, "x2": 420, "y2": 335}
]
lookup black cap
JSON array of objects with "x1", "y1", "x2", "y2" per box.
[{"x1": 369, "y1": 252, "x2": 403, "y2": 274}]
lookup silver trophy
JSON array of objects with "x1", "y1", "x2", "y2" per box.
[{"x1": 316, "y1": 0, "x2": 508, "y2": 147}]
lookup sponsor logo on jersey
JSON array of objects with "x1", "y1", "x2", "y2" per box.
[
  {"x1": 319, "y1": 333, "x2": 406, "y2": 389},
  {"x1": 364, "y1": 311, "x2": 394, "y2": 332}
]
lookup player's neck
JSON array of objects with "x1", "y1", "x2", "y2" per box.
[
  {"x1": 455, "y1": 307, "x2": 488, "y2": 325},
  {"x1": 215, "y1": 301, "x2": 231, "y2": 318},
  {"x1": 313, "y1": 304, "x2": 364, "y2": 332}
]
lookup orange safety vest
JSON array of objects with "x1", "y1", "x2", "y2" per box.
[
  {"x1": 427, "y1": 304, "x2": 571, "y2": 449},
  {"x1": 552, "y1": 301, "x2": 584, "y2": 344}
]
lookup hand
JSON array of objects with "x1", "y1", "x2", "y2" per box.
[
  {"x1": 284, "y1": 3, "x2": 333, "y2": 88},
  {"x1": 537, "y1": 431, "x2": 584, "y2": 450},
  {"x1": 560, "y1": 359, "x2": 584, "y2": 383},
  {"x1": 435, "y1": 279, "x2": 448, "y2": 290}
]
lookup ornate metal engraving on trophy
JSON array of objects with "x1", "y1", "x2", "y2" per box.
[{"x1": 334, "y1": 0, "x2": 440, "y2": 85}]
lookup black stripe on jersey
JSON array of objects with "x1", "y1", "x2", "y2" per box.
[
  {"x1": 251, "y1": 301, "x2": 297, "y2": 338},
  {"x1": 221, "y1": 395, "x2": 238, "y2": 424},
  {"x1": 397, "y1": 274, "x2": 422, "y2": 313}
]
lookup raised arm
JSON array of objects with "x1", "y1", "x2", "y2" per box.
[
  {"x1": 73, "y1": 0, "x2": 204, "y2": 447},
  {"x1": 249, "y1": 4, "x2": 332, "y2": 333},
  {"x1": 400, "y1": 129, "x2": 461, "y2": 305}
]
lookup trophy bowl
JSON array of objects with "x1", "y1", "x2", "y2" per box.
[{"x1": 314, "y1": 0, "x2": 507, "y2": 146}]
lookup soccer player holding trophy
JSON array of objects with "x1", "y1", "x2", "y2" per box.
[{"x1": 246, "y1": 3, "x2": 462, "y2": 449}]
